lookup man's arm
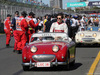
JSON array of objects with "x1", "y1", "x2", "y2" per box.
[
  {"x1": 11, "y1": 18, "x2": 16, "y2": 30},
  {"x1": 5, "y1": 20, "x2": 11, "y2": 30},
  {"x1": 50, "y1": 23, "x2": 54, "y2": 32},
  {"x1": 29, "y1": 20, "x2": 39, "y2": 28},
  {"x1": 64, "y1": 23, "x2": 68, "y2": 34},
  {"x1": 23, "y1": 19, "x2": 28, "y2": 28}
]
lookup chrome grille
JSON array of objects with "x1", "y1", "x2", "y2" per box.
[
  {"x1": 82, "y1": 38, "x2": 95, "y2": 42},
  {"x1": 32, "y1": 55, "x2": 55, "y2": 62}
]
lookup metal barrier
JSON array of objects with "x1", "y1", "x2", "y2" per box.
[{"x1": 0, "y1": 4, "x2": 53, "y2": 23}]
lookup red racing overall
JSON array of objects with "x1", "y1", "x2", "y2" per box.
[
  {"x1": 4, "y1": 18, "x2": 12, "y2": 46},
  {"x1": 14, "y1": 16, "x2": 28, "y2": 51},
  {"x1": 26, "y1": 16, "x2": 39, "y2": 42}
]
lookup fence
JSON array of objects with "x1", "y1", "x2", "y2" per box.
[
  {"x1": 0, "y1": 2, "x2": 67, "y2": 33},
  {"x1": 0, "y1": 4, "x2": 53, "y2": 23}
]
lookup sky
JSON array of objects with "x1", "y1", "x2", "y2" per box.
[{"x1": 38, "y1": 0, "x2": 99, "y2": 9}]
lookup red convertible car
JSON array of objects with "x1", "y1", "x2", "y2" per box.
[{"x1": 22, "y1": 33, "x2": 76, "y2": 71}]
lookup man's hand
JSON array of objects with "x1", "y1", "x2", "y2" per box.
[
  {"x1": 38, "y1": 20, "x2": 40, "y2": 23},
  {"x1": 11, "y1": 24, "x2": 14, "y2": 27}
]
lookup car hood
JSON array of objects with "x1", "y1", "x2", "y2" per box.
[
  {"x1": 78, "y1": 31, "x2": 99, "y2": 34},
  {"x1": 27, "y1": 41, "x2": 68, "y2": 53},
  {"x1": 29, "y1": 41, "x2": 67, "y2": 48}
]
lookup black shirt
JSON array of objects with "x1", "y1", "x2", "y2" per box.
[{"x1": 45, "y1": 21, "x2": 52, "y2": 32}]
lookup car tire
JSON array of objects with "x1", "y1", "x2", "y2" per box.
[
  {"x1": 23, "y1": 66, "x2": 30, "y2": 71},
  {"x1": 66, "y1": 50, "x2": 70, "y2": 70},
  {"x1": 70, "y1": 60, "x2": 75, "y2": 66}
]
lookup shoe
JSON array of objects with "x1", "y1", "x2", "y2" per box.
[
  {"x1": 18, "y1": 50, "x2": 22, "y2": 54},
  {"x1": 6, "y1": 44, "x2": 9, "y2": 48}
]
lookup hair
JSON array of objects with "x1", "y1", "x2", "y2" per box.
[
  {"x1": 83, "y1": 15, "x2": 86, "y2": 17},
  {"x1": 15, "y1": 11, "x2": 19, "y2": 15},
  {"x1": 57, "y1": 13, "x2": 63, "y2": 19},
  {"x1": 44, "y1": 14, "x2": 48, "y2": 18},
  {"x1": 47, "y1": 15, "x2": 51, "y2": 21},
  {"x1": 29, "y1": 12, "x2": 35, "y2": 18},
  {"x1": 39, "y1": 17, "x2": 42, "y2": 20},
  {"x1": 21, "y1": 11, "x2": 27, "y2": 17}
]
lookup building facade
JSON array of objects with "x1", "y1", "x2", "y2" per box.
[
  {"x1": 79, "y1": 0, "x2": 88, "y2": 2},
  {"x1": 50, "y1": 0, "x2": 62, "y2": 9}
]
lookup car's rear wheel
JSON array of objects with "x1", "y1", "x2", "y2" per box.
[{"x1": 23, "y1": 66, "x2": 30, "y2": 71}]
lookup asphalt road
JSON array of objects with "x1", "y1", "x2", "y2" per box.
[{"x1": 0, "y1": 35, "x2": 99, "y2": 75}]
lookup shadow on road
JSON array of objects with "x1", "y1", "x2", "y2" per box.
[
  {"x1": 0, "y1": 46, "x2": 14, "y2": 51},
  {"x1": 13, "y1": 63, "x2": 82, "y2": 75},
  {"x1": 29, "y1": 63, "x2": 82, "y2": 72},
  {"x1": 76, "y1": 44, "x2": 100, "y2": 48}
]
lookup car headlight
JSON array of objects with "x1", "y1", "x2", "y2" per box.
[
  {"x1": 93, "y1": 33, "x2": 97, "y2": 37},
  {"x1": 90, "y1": 28, "x2": 93, "y2": 31},
  {"x1": 98, "y1": 28, "x2": 100, "y2": 31},
  {"x1": 52, "y1": 45, "x2": 59, "y2": 52},
  {"x1": 31, "y1": 46, "x2": 37, "y2": 53},
  {"x1": 80, "y1": 33, "x2": 84, "y2": 37}
]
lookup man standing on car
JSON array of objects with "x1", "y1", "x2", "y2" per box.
[
  {"x1": 4, "y1": 14, "x2": 12, "y2": 47},
  {"x1": 50, "y1": 13, "x2": 68, "y2": 34}
]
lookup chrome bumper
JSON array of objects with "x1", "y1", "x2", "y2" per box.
[
  {"x1": 82, "y1": 38, "x2": 95, "y2": 42},
  {"x1": 22, "y1": 59, "x2": 67, "y2": 67}
]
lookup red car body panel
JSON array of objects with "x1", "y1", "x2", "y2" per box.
[{"x1": 22, "y1": 41, "x2": 68, "y2": 63}]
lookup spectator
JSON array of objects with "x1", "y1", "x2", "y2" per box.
[
  {"x1": 51, "y1": 14, "x2": 57, "y2": 23},
  {"x1": 44, "y1": 15, "x2": 52, "y2": 32}
]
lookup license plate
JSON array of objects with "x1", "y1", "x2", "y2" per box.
[{"x1": 36, "y1": 62, "x2": 50, "y2": 67}]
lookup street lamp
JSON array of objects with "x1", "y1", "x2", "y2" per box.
[{"x1": 53, "y1": 8, "x2": 55, "y2": 14}]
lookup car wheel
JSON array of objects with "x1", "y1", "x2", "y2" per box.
[
  {"x1": 23, "y1": 66, "x2": 30, "y2": 71},
  {"x1": 70, "y1": 60, "x2": 75, "y2": 66},
  {"x1": 66, "y1": 51, "x2": 70, "y2": 70}
]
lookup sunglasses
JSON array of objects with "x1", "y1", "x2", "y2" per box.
[{"x1": 57, "y1": 18, "x2": 62, "y2": 19}]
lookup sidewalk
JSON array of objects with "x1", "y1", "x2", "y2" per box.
[{"x1": 94, "y1": 61, "x2": 100, "y2": 75}]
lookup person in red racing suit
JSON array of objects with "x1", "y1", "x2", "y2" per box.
[
  {"x1": 15, "y1": 11, "x2": 28, "y2": 54},
  {"x1": 4, "y1": 14, "x2": 12, "y2": 47},
  {"x1": 12, "y1": 11, "x2": 19, "y2": 52},
  {"x1": 26, "y1": 12, "x2": 40, "y2": 43},
  {"x1": 50, "y1": 13, "x2": 68, "y2": 34}
]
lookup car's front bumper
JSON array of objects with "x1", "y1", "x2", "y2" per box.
[
  {"x1": 76, "y1": 38, "x2": 100, "y2": 44},
  {"x1": 22, "y1": 59, "x2": 67, "y2": 67}
]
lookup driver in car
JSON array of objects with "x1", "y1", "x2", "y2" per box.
[
  {"x1": 37, "y1": 36, "x2": 43, "y2": 41},
  {"x1": 54, "y1": 36, "x2": 62, "y2": 41}
]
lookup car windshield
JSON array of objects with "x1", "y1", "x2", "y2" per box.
[
  {"x1": 30, "y1": 33, "x2": 69, "y2": 43},
  {"x1": 87, "y1": 27, "x2": 100, "y2": 31}
]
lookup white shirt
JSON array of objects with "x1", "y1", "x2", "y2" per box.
[
  {"x1": 33, "y1": 18, "x2": 37, "y2": 24},
  {"x1": 71, "y1": 18, "x2": 78, "y2": 27},
  {"x1": 80, "y1": 19, "x2": 85, "y2": 27},
  {"x1": 50, "y1": 22, "x2": 68, "y2": 34},
  {"x1": 39, "y1": 21, "x2": 43, "y2": 26},
  {"x1": 90, "y1": 17, "x2": 93, "y2": 23}
]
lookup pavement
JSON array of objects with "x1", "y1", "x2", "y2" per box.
[
  {"x1": 0, "y1": 34, "x2": 100, "y2": 75},
  {"x1": 94, "y1": 61, "x2": 100, "y2": 75},
  {"x1": 88, "y1": 51, "x2": 100, "y2": 75}
]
